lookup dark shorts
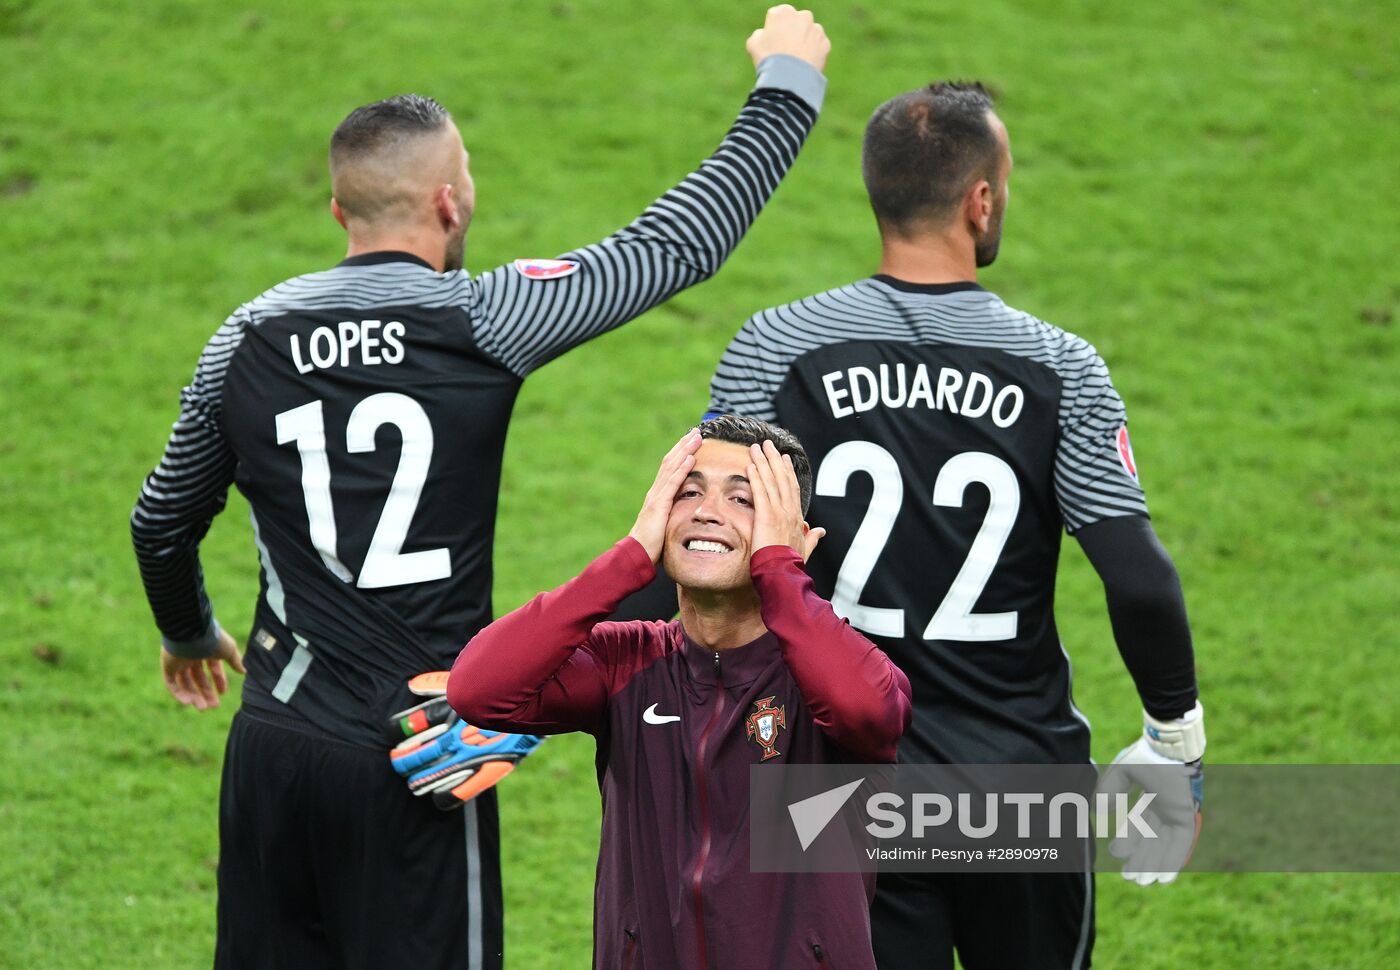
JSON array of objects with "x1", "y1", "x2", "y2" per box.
[
  {"x1": 215, "y1": 710, "x2": 503, "y2": 970},
  {"x1": 871, "y1": 868, "x2": 1094, "y2": 970}
]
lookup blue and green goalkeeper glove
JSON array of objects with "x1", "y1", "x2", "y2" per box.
[{"x1": 387, "y1": 671, "x2": 544, "y2": 810}]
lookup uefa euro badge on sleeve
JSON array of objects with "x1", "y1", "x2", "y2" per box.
[
  {"x1": 1097, "y1": 702, "x2": 1206, "y2": 885},
  {"x1": 1116, "y1": 426, "x2": 1139, "y2": 480},
  {"x1": 513, "y1": 258, "x2": 580, "y2": 280},
  {"x1": 387, "y1": 671, "x2": 545, "y2": 810}
]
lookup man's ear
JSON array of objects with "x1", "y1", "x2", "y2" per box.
[
  {"x1": 966, "y1": 180, "x2": 993, "y2": 235},
  {"x1": 330, "y1": 197, "x2": 349, "y2": 231},
  {"x1": 434, "y1": 184, "x2": 459, "y2": 230}
]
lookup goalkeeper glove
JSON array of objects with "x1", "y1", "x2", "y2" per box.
[
  {"x1": 387, "y1": 671, "x2": 544, "y2": 810},
  {"x1": 1097, "y1": 701, "x2": 1205, "y2": 886}
]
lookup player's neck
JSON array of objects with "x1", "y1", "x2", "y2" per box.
[
  {"x1": 876, "y1": 231, "x2": 977, "y2": 285},
  {"x1": 677, "y1": 586, "x2": 767, "y2": 651},
  {"x1": 343, "y1": 227, "x2": 448, "y2": 272}
]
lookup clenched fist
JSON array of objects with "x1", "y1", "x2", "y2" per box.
[{"x1": 747, "y1": 5, "x2": 830, "y2": 73}]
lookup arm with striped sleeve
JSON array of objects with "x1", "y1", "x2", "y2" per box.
[
  {"x1": 706, "y1": 309, "x2": 786, "y2": 421},
  {"x1": 469, "y1": 54, "x2": 825, "y2": 378},
  {"x1": 1053, "y1": 347, "x2": 1150, "y2": 531},
  {"x1": 130, "y1": 311, "x2": 247, "y2": 659},
  {"x1": 1054, "y1": 349, "x2": 1198, "y2": 720}
]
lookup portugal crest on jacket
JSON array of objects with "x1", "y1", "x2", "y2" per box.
[{"x1": 745, "y1": 696, "x2": 787, "y2": 761}]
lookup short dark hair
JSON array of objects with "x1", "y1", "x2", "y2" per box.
[
  {"x1": 861, "y1": 81, "x2": 1000, "y2": 232},
  {"x1": 698, "y1": 415, "x2": 813, "y2": 516},
  {"x1": 330, "y1": 94, "x2": 452, "y2": 166}
]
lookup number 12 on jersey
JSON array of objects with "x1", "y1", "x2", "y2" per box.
[
  {"x1": 815, "y1": 441, "x2": 1019, "y2": 642},
  {"x1": 276, "y1": 392, "x2": 451, "y2": 589}
]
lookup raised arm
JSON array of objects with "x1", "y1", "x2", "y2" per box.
[
  {"x1": 746, "y1": 440, "x2": 911, "y2": 761},
  {"x1": 469, "y1": 6, "x2": 829, "y2": 377}
]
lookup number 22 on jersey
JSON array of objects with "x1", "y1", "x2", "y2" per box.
[
  {"x1": 815, "y1": 441, "x2": 1019, "y2": 642},
  {"x1": 275, "y1": 392, "x2": 451, "y2": 589}
]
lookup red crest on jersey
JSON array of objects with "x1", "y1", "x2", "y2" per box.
[
  {"x1": 1116, "y1": 426, "x2": 1138, "y2": 479},
  {"x1": 513, "y1": 258, "x2": 580, "y2": 280},
  {"x1": 746, "y1": 696, "x2": 787, "y2": 761}
]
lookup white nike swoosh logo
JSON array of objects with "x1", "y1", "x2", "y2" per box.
[{"x1": 643, "y1": 703, "x2": 680, "y2": 725}]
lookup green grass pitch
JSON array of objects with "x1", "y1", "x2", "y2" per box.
[{"x1": 1, "y1": 0, "x2": 1396, "y2": 966}]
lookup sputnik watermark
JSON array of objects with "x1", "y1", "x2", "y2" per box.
[
  {"x1": 752, "y1": 763, "x2": 1400, "y2": 874},
  {"x1": 861, "y1": 791, "x2": 1157, "y2": 841},
  {"x1": 758, "y1": 763, "x2": 1111, "y2": 876},
  {"x1": 858, "y1": 791, "x2": 1154, "y2": 865}
]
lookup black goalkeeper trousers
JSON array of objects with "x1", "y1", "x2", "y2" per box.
[
  {"x1": 871, "y1": 868, "x2": 1094, "y2": 970},
  {"x1": 215, "y1": 710, "x2": 504, "y2": 970}
]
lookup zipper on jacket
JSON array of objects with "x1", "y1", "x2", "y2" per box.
[
  {"x1": 622, "y1": 928, "x2": 638, "y2": 970},
  {"x1": 689, "y1": 651, "x2": 725, "y2": 970},
  {"x1": 813, "y1": 942, "x2": 828, "y2": 965}
]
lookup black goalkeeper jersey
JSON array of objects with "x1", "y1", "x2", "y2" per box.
[
  {"x1": 708, "y1": 277, "x2": 1150, "y2": 765},
  {"x1": 132, "y1": 57, "x2": 824, "y2": 748}
]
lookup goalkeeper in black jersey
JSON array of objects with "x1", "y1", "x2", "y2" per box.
[
  {"x1": 708, "y1": 82, "x2": 1204, "y2": 970},
  {"x1": 131, "y1": 8, "x2": 831, "y2": 968}
]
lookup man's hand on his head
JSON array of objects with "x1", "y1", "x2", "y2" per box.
[
  {"x1": 748, "y1": 440, "x2": 825, "y2": 561},
  {"x1": 628, "y1": 430, "x2": 703, "y2": 564},
  {"x1": 747, "y1": 5, "x2": 830, "y2": 73}
]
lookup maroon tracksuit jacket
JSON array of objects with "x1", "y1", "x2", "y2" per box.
[{"x1": 449, "y1": 538, "x2": 912, "y2": 970}]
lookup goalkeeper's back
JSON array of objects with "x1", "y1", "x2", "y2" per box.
[{"x1": 708, "y1": 275, "x2": 1148, "y2": 765}]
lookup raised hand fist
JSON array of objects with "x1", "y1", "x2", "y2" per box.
[{"x1": 747, "y1": 5, "x2": 830, "y2": 72}]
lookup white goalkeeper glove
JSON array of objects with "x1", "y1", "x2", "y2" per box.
[{"x1": 1097, "y1": 701, "x2": 1205, "y2": 886}]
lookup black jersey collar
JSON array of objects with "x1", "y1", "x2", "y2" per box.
[
  {"x1": 871, "y1": 274, "x2": 984, "y2": 295},
  {"x1": 337, "y1": 251, "x2": 437, "y2": 270}
]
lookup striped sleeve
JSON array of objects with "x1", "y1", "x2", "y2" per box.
[
  {"x1": 1053, "y1": 347, "x2": 1150, "y2": 532},
  {"x1": 706, "y1": 311, "x2": 784, "y2": 421},
  {"x1": 130, "y1": 310, "x2": 248, "y2": 657},
  {"x1": 708, "y1": 287, "x2": 884, "y2": 421},
  {"x1": 469, "y1": 55, "x2": 823, "y2": 378}
]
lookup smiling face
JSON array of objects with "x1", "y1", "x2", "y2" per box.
[{"x1": 662, "y1": 439, "x2": 758, "y2": 594}]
